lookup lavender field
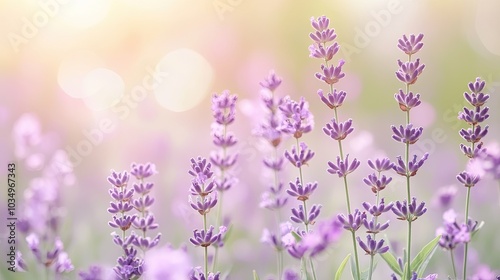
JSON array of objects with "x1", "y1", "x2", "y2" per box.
[{"x1": 1, "y1": 1, "x2": 500, "y2": 279}]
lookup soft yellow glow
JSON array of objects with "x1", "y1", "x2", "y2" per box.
[
  {"x1": 154, "y1": 48, "x2": 214, "y2": 112},
  {"x1": 81, "y1": 68, "x2": 125, "y2": 111},
  {"x1": 57, "y1": 51, "x2": 105, "y2": 98},
  {"x1": 59, "y1": 0, "x2": 111, "y2": 29},
  {"x1": 476, "y1": 0, "x2": 500, "y2": 56}
]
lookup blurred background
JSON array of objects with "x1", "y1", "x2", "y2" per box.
[{"x1": 1, "y1": 0, "x2": 499, "y2": 279}]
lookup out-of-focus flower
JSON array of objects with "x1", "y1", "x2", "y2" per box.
[
  {"x1": 433, "y1": 185, "x2": 457, "y2": 209},
  {"x1": 279, "y1": 97, "x2": 314, "y2": 139},
  {"x1": 436, "y1": 209, "x2": 470, "y2": 250},
  {"x1": 143, "y1": 245, "x2": 192, "y2": 280}
]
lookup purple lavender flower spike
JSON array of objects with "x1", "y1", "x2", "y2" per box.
[
  {"x1": 130, "y1": 162, "x2": 157, "y2": 180},
  {"x1": 368, "y1": 157, "x2": 395, "y2": 172},
  {"x1": 363, "y1": 217, "x2": 390, "y2": 234},
  {"x1": 109, "y1": 187, "x2": 134, "y2": 203},
  {"x1": 323, "y1": 118, "x2": 354, "y2": 141},
  {"x1": 309, "y1": 43, "x2": 339, "y2": 61},
  {"x1": 189, "y1": 193, "x2": 218, "y2": 215},
  {"x1": 259, "y1": 191, "x2": 288, "y2": 210},
  {"x1": 132, "y1": 235, "x2": 161, "y2": 251},
  {"x1": 327, "y1": 154, "x2": 360, "y2": 177},
  {"x1": 109, "y1": 215, "x2": 136, "y2": 231},
  {"x1": 315, "y1": 60, "x2": 346, "y2": 85},
  {"x1": 263, "y1": 156, "x2": 284, "y2": 172},
  {"x1": 393, "y1": 153, "x2": 429, "y2": 177},
  {"x1": 318, "y1": 89, "x2": 346, "y2": 109},
  {"x1": 287, "y1": 178, "x2": 318, "y2": 201},
  {"x1": 392, "y1": 197, "x2": 427, "y2": 221},
  {"x1": 188, "y1": 157, "x2": 214, "y2": 184},
  {"x1": 212, "y1": 90, "x2": 237, "y2": 125},
  {"x1": 209, "y1": 152, "x2": 238, "y2": 171},
  {"x1": 456, "y1": 171, "x2": 480, "y2": 188},
  {"x1": 337, "y1": 209, "x2": 367, "y2": 232},
  {"x1": 468, "y1": 77, "x2": 486, "y2": 94},
  {"x1": 78, "y1": 265, "x2": 103, "y2": 280},
  {"x1": 458, "y1": 106, "x2": 489, "y2": 125},
  {"x1": 287, "y1": 241, "x2": 308, "y2": 259},
  {"x1": 460, "y1": 142, "x2": 485, "y2": 158},
  {"x1": 309, "y1": 16, "x2": 337, "y2": 43},
  {"x1": 133, "y1": 214, "x2": 159, "y2": 232},
  {"x1": 213, "y1": 132, "x2": 237, "y2": 148},
  {"x1": 284, "y1": 142, "x2": 315, "y2": 167},
  {"x1": 459, "y1": 125, "x2": 489, "y2": 143},
  {"x1": 283, "y1": 269, "x2": 300, "y2": 280},
  {"x1": 363, "y1": 173, "x2": 393, "y2": 193},
  {"x1": 436, "y1": 210, "x2": 470, "y2": 250},
  {"x1": 107, "y1": 170, "x2": 130, "y2": 188},
  {"x1": 260, "y1": 71, "x2": 282, "y2": 92},
  {"x1": 357, "y1": 235, "x2": 389, "y2": 255},
  {"x1": 362, "y1": 198, "x2": 393, "y2": 216},
  {"x1": 391, "y1": 124, "x2": 423, "y2": 144},
  {"x1": 395, "y1": 90, "x2": 421, "y2": 112},
  {"x1": 464, "y1": 90, "x2": 489, "y2": 107},
  {"x1": 190, "y1": 269, "x2": 221, "y2": 280},
  {"x1": 279, "y1": 97, "x2": 314, "y2": 138},
  {"x1": 108, "y1": 201, "x2": 134, "y2": 214},
  {"x1": 395, "y1": 59, "x2": 425, "y2": 85},
  {"x1": 397, "y1": 34, "x2": 424, "y2": 55},
  {"x1": 133, "y1": 182, "x2": 154, "y2": 195},
  {"x1": 189, "y1": 226, "x2": 225, "y2": 247},
  {"x1": 290, "y1": 205, "x2": 307, "y2": 224},
  {"x1": 307, "y1": 204, "x2": 322, "y2": 225}
]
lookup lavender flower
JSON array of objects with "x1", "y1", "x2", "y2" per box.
[
  {"x1": 433, "y1": 185, "x2": 457, "y2": 209},
  {"x1": 263, "y1": 156, "x2": 285, "y2": 172},
  {"x1": 392, "y1": 197, "x2": 427, "y2": 221},
  {"x1": 460, "y1": 142, "x2": 485, "y2": 158},
  {"x1": 284, "y1": 142, "x2": 315, "y2": 167},
  {"x1": 394, "y1": 90, "x2": 422, "y2": 112},
  {"x1": 188, "y1": 157, "x2": 214, "y2": 185},
  {"x1": 323, "y1": 118, "x2": 354, "y2": 141},
  {"x1": 368, "y1": 157, "x2": 395, "y2": 172},
  {"x1": 190, "y1": 269, "x2": 221, "y2": 280},
  {"x1": 318, "y1": 89, "x2": 346, "y2": 109},
  {"x1": 287, "y1": 178, "x2": 318, "y2": 201},
  {"x1": 392, "y1": 153, "x2": 429, "y2": 177},
  {"x1": 283, "y1": 269, "x2": 300, "y2": 280},
  {"x1": 456, "y1": 171, "x2": 480, "y2": 188},
  {"x1": 362, "y1": 198, "x2": 393, "y2": 216},
  {"x1": 397, "y1": 34, "x2": 424, "y2": 55},
  {"x1": 212, "y1": 90, "x2": 237, "y2": 125},
  {"x1": 363, "y1": 173, "x2": 393, "y2": 193},
  {"x1": 315, "y1": 61, "x2": 346, "y2": 85},
  {"x1": 301, "y1": 217, "x2": 343, "y2": 257},
  {"x1": 189, "y1": 193, "x2": 218, "y2": 215},
  {"x1": 337, "y1": 209, "x2": 367, "y2": 232},
  {"x1": 190, "y1": 226, "x2": 226, "y2": 247},
  {"x1": 327, "y1": 154, "x2": 360, "y2": 177},
  {"x1": 279, "y1": 97, "x2": 314, "y2": 138},
  {"x1": 259, "y1": 71, "x2": 282, "y2": 91},
  {"x1": 261, "y1": 222, "x2": 294, "y2": 251},
  {"x1": 363, "y1": 217, "x2": 390, "y2": 234},
  {"x1": 391, "y1": 124, "x2": 423, "y2": 144},
  {"x1": 436, "y1": 210, "x2": 470, "y2": 250},
  {"x1": 259, "y1": 191, "x2": 288, "y2": 210},
  {"x1": 395, "y1": 59, "x2": 425, "y2": 85},
  {"x1": 130, "y1": 162, "x2": 157, "y2": 180},
  {"x1": 459, "y1": 125, "x2": 489, "y2": 143},
  {"x1": 357, "y1": 235, "x2": 389, "y2": 255},
  {"x1": 78, "y1": 266, "x2": 103, "y2": 280},
  {"x1": 290, "y1": 204, "x2": 322, "y2": 225}
]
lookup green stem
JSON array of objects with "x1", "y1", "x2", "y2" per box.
[
  {"x1": 351, "y1": 231, "x2": 361, "y2": 280},
  {"x1": 277, "y1": 250, "x2": 283, "y2": 280},
  {"x1": 463, "y1": 187, "x2": 471, "y2": 280},
  {"x1": 407, "y1": 219, "x2": 412, "y2": 280},
  {"x1": 203, "y1": 212, "x2": 208, "y2": 277},
  {"x1": 368, "y1": 191, "x2": 381, "y2": 280},
  {"x1": 450, "y1": 249, "x2": 457, "y2": 280},
  {"x1": 310, "y1": 258, "x2": 317, "y2": 280},
  {"x1": 301, "y1": 257, "x2": 310, "y2": 279}
]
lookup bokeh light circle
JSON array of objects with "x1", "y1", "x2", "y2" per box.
[
  {"x1": 476, "y1": 0, "x2": 500, "y2": 56},
  {"x1": 81, "y1": 68, "x2": 125, "y2": 111},
  {"x1": 59, "y1": 0, "x2": 111, "y2": 29},
  {"x1": 57, "y1": 51, "x2": 105, "y2": 98},
  {"x1": 154, "y1": 48, "x2": 214, "y2": 112}
]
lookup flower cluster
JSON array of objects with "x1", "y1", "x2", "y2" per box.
[
  {"x1": 107, "y1": 163, "x2": 161, "y2": 279},
  {"x1": 188, "y1": 157, "x2": 225, "y2": 279},
  {"x1": 13, "y1": 114, "x2": 74, "y2": 276}
]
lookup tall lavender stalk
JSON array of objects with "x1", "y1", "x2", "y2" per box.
[
  {"x1": 210, "y1": 90, "x2": 238, "y2": 271},
  {"x1": 308, "y1": 15, "x2": 362, "y2": 279},
  {"x1": 279, "y1": 96, "x2": 319, "y2": 279},
  {"x1": 256, "y1": 71, "x2": 289, "y2": 279},
  {"x1": 457, "y1": 77, "x2": 490, "y2": 280},
  {"x1": 361, "y1": 158, "x2": 394, "y2": 280},
  {"x1": 391, "y1": 33, "x2": 428, "y2": 279},
  {"x1": 188, "y1": 157, "x2": 225, "y2": 279}
]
